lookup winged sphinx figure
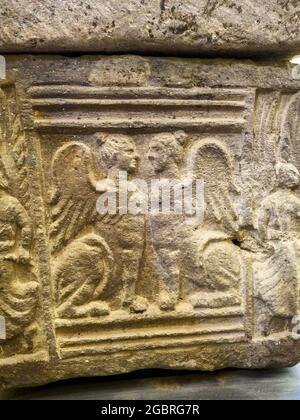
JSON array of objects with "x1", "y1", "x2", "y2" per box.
[
  {"x1": 50, "y1": 142, "x2": 114, "y2": 318},
  {"x1": 50, "y1": 134, "x2": 148, "y2": 318},
  {"x1": 184, "y1": 138, "x2": 245, "y2": 309}
]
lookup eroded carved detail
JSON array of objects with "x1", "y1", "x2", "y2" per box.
[
  {"x1": 185, "y1": 139, "x2": 245, "y2": 310},
  {"x1": 148, "y1": 131, "x2": 188, "y2": 311},
  {"x1": 2, "y1": 65, "x2": 300, "y2": 378},
  {"x1": 50, "y1": 142, "x2": 114, "y2": 319},
  {"x1": 239, "y1": 90, "x2": 300, "y2": 338},
  {"x1": 0, "y1": 86, "x2": 38, "y2": 353},
  {"x1": 42, "y1": 128, "x2": 252, "y2": 359},
  {"x1": 255, "y1": 162, "x2": 300, "y2": 336}
]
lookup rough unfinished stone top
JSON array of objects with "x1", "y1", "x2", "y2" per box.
[{"x1": 0, "y1": 0, "x2": 300, "y2": 56}]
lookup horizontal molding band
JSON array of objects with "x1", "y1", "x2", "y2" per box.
[
  {"x1": 34, "y1": 118, "x2": 247, "y2": 133},
  {"x1": 59, "y1": 332, "x2": 247, "y2": 359},
  {"x1": 29, "y1": 86, "x2": 253, "y2": 100},
  {"x1": 56, "y1": 306, "x2": 245, "y2": 328},
  {"x1": 32, "y1": 99, "x2": 247, "y2": 108},
  {"x1": 58, "y1": 323, "x2": 245, "y2": 349}
]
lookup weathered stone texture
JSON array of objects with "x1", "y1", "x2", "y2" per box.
[
  {"x1": 0, "y1": 1, "x2": 300, "y2": 56},
  {"x1": 0, "y1": 56, "x2": 300, "y2": 387}
]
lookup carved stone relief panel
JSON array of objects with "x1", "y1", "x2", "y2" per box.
[
  {"x1": 0, "y1": 56, "x2": 300, "y2": 387},
  {"x1": 0, "y1": 83, "x2": 49, "y2": 366}
]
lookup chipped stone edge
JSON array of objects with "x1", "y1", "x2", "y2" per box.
[
  {"x1": 0, "y1": 56, "x2": 6, "y2": 80},
  {"x1": 292, "y1": 65, "x2": 300, "y2": 80}
]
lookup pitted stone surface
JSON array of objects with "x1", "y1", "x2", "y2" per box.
[{"x1": 0, "y1": 1, "x2": 300, "y2": 56}]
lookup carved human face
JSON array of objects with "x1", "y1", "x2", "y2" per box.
[
  {"x1": 148, "y1": 135, "x2": 179, "y2": 174},
  {"x1": 115, "y1": 137, "x2": 139, "y2": 174}
]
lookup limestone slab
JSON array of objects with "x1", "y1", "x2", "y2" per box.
[
  {"x1": 0, "y1": 55, "x2": 300, "y2": 388},
  {"x1": 0, "y1": 1, "x2": 300, "y2": 56}
]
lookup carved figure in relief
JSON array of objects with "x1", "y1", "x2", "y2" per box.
[
  {"x1": 50, "y1": 143, "x2": 113, "y2": 318},
  {"x1": 185, "y1": 139, "x2": 244, "y2": 308},
  {"x1": 147, "y1": 131, "x2": 188, "y2": 311},
  {"x1": 95, "y1": 134, "x2": 148, "y2": 314},
  {"x1": 255, "y1": 162, "x2": 300, "y2": 336},
  {"x1": 0, "y1": 160, "x2": 38, "y2": 341}
]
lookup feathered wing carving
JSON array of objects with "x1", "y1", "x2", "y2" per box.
[
  {"x1": 188, "y1": 138, "x2": 239, "y2": 235},
  {"x1": 186, "y1": 139, "x2": 242, "y2": 307},
  {"x1": 49, "y1": 142, "x2": 114, "y2": 318},
  {"x1": 49, "y1": 142, "x2": 100, "y2": 254},
  {"x1": 280, "y1": 91, "x2": 300, "y2": 164},
  {"x1": 240, "y1": 92, "x2": 279, "y2": 226},
  {"x1": 255, "y1": 92, "x2": 280, "y2": 166}
]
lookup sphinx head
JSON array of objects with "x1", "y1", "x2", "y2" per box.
[{"x1": 95, "y1": 133, "x2": 139, "y2": 175}]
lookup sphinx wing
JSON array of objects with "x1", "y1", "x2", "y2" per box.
[
  {"x1": 189, "y1": 139, "x2": 238, "y2": 234},
  {"x1": 50, "y1": 142, "x2": 99, "y2": 253}
]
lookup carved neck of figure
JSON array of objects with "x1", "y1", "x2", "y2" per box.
[{"x1": 107, "y1": 166, "x2": 133, "y2": 183}]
